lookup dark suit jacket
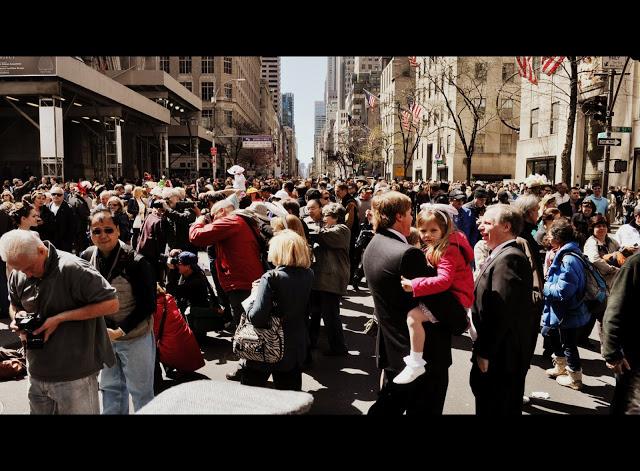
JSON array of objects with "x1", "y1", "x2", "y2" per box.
[
  {"x1": 472, "y1": 241, "x2": 534, "y2": 373},
  {"x1": 46, "y1": 201, "x2": 76, "y2": 252},
  {"x1": 363, "y1": 229, "x2": 467, "y2": 373}
]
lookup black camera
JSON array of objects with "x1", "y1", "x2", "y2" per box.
[
  {"x1": 150, "y1": 199, "x2": 166, "y2": 210},
  {"x1": 174, "y1": 200, "x2": 196, "y2": 211},
  {"x1": 159, "y1": 253, "x2": 179, "y2": 265},
  {"x1": 18, "y1": 314, "x2": 45, "y2": 349}
]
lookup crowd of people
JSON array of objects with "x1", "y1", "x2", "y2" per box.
[{"x1": 0, "y1": 169, "x2": 638, "y2": 415}]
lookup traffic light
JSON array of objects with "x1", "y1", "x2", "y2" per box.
[{"x1": 582, "y1": 95, "x2": 608, "y2": 124}]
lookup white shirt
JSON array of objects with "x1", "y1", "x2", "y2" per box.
[
  {"x1": 388, "y1": 228, "x2": 408, "y2": 244},
  {"x1": 614, "y1": 224, "x2": 640, "y2": 248},
  {"x1": 50, "y1": 203, "x2": 60, "y2": 216}
]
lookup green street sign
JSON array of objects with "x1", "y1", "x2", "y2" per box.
[{"x1": 612, "y1": 126, "x2": 632, "y2": 133}]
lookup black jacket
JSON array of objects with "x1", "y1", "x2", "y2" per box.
[
  {"x1": 167, "y1": 268, "x2": 217, "y2": 315},
  {"x1": 363, "y1": 229, "x2": 467, "y2": 373},
  {"x1": 472, "y1": 241, "x2": 534, "y2": 373},
  {"x1": 80, "y1": 242, "x2": 156, "y2": 335},
  {"x1": 45, "y1": 201, "x2": 76, "y2": 252},
  {"x1": 558, "y1": 199, "x2": 582, "y2": 218},
  {"x1": 165, "y1": 206, "x2": 197, "y2": 251},
  {"x1": 602, "y1": 252, "x2": 640, "y2": 367}
]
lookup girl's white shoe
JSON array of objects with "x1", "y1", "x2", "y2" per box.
[{"x1": 393, "y1": 365, "x2": 426, "y2": 384}]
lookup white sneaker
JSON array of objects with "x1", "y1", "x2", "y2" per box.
[{"x1": 393, "y1": 365, "x2": 426, "y2": 384}]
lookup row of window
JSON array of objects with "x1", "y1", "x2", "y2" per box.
[
  {"x1": 423, "y1": 133, "x2": 514, "y2": 156},
  {"x1": 530, "y1": 102, "x2": 560, "y2": 138},
  {"x1": 177, "y1": 81, "x2": 233, "y2": 101},
  {"x1": 199, "y1": 109, "x2": 233, "y2": 128},
  {"x1": 159, "y1": 56, "x2": 233, "y2": 75}
]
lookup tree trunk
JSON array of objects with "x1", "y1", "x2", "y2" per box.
[
  {"x1": 561, "y1": 57, "x2": 578, "y2": 185},
  {"x1": 466, "y1": 154, "x2": 471, "y2": 184}
]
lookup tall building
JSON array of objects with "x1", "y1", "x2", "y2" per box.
[
  {"x1": 314, "y1": 101, "x2": 326, "y2": 174},
  {"x1": 282, "y1": 92, "x2": 294, "y2": 128},
  {"x1": 326, "y1": 57, "x2": 338, "y2": 102},
  {"x1": 261, "y1": 56, "x2": 281, "y2": 117},
  {"x1": 413, "y1": 56, "x2": 520, "y2": 182},
  {"x1": 515, "y1": 56, "x2": 639, "y2": 188},
  {"x1": 354, "y1": 56, "x2": 382, "y2": 79},
  {"x1": 337, "y1": 56, "x2": 355, "y2": 109}
]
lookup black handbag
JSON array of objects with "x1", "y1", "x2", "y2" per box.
[{"x1": 233, "y1": 271, "x2": 284, "y2": 363}]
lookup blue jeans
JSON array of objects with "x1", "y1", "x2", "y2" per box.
[
  {"x1": 99, "y1": 330, "x2": 155, "y2": 415},
  {"x1": 549, "y1": 327, "x2": 581, "y2": 371},
  {"x1": 29, "y1": 373, "x2": 100, "y2": 414}
]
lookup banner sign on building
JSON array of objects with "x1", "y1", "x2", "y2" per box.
[
  {"x1": 0, "y1": 56, "x2": 57, "y2": 76},
  {"x1": 39, "y1": 106, "x2": 64, "y2": 158},
  {"x1": 242, "y1": 135, "x2": 273, "y2": 149}
]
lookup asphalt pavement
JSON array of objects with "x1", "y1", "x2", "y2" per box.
[{"x1": 0, "y1": 278, "x2": 614, "y2": 414}]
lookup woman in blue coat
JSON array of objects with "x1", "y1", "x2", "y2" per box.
[
  {"x1": 241, "y1": 229, "x2": 314, "y2": 391},
  {"x1": 542, "y1": 219, "x2": 591, "y2": 390}
]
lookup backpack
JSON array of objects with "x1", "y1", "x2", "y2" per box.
[{"x1": 562, "y1": 251, "x2": 608, "y2": 314}]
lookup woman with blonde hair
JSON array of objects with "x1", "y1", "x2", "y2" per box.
[
  {"x1": 241, "y1": 229, "x2": 314, "y2": 390},
  {"x1": 128, "y1": 186, "x2": 147, "y2": 248},
  {"x1": 270, "y1": 214, "x2": 307, "y2": 240}
]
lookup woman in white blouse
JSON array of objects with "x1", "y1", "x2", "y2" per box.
[{"x1": 127, "y1": 186, "x2": 147, "y2": 249}]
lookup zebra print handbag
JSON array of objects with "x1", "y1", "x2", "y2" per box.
[{"x1": 233, "y1": 271, "x2": 284, "y2": 363}]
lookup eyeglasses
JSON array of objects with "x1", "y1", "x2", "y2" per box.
[
  {"x1": 91, "y1": 227, "x2": 116, "y2": 235},
  {"x1": 51, "y1": 193, "x2": 63, "y2": 197}
]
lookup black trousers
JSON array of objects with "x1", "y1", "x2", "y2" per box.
[
  {"x1": 611, "y1": 367, "x2": 640, "y2": 415},
  {"x1": 469, "y1": 362, "x2": 526, "y2": 416},
  {"x1": 241, "y1": 366, "x2": 302, "y2": 391},
  {"x1": 367, "y1": 367, "x2": 449, "y2": 415}
]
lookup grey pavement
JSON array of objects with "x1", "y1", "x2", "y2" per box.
[{"x1": 0, "y1": 278, "x2": 614, "y2": 414}]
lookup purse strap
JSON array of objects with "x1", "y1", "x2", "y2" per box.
[{"x1": 156, "y1": 295, "x2": 168, "y2": 345}]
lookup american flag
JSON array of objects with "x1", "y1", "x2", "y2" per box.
[
  {"x1": 411, "y1": 102, "x2": 424, "y2": 122},
  {"x1": 541, "y1": 56, "x2": 565, "y2": 76},
  {"x1": 363, "y1": 89, "x2": 378, "y2": 108},
  {"x1": 408, "y1": 56, "x2": 418, "y2": 67},
  {"x1": 516, "y1": 56, "x2": 538, "y2": 85},
  {"x1": 401, "y1": 110, "x2": 411, "y2": 131}
]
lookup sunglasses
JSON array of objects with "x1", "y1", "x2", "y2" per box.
[
  {"x1": 51, "y1": 193, "x2": 63, "y2": 196},
  {"x1": 91, "y1": 227, "x2": 116, "y2": 235}
]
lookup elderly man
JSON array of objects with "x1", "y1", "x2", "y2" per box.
[
  {"x1": 470, "y1": 204, "x2": 534, "y2": 415},
  {"x1": 0, "y1": 229, "x2": 119, "y2": 414}
]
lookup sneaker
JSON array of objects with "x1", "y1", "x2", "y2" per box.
[
  {"x1": 393, "y1": 365, "x2": 426, "y2": 384},
  {"x1": 225, "y1": 366, "x2": 244, "y2": 382}
]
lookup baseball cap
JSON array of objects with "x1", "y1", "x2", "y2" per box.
[
  {"x1": 273, "y1": 190, "x2": 289, "y2": 200},
  {"x1": 449, "y1": 190, "x2": 466, "y2": 200},
  {"x1": 246, "y1": 187, "x2": 259, "y2": 195},
  {"x1": 178, "y1": 251, "x2": 198, "y2": 266}
]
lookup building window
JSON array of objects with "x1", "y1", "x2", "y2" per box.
[
  {"x1": 179, "y1": 56, "x2": 192, "y2": 74},
  {"x1": 201, "y1": 56, "x2": 214, "y2": 74},
  {"x1": 224, "y1": 83, "x2": 232, "y2": 100},
  {"x1": 224, "y1": 110, "x2": 233, "y2": 127},
  {"x1": 180, "y1": 81, "x2": 192, "y2": 92},
  {"x1": 500, "y1": 134, "x2": 512, "y2": 153},
  {"x1": 201, "y1": 82, "x2": 214, "y2": 101},
  {"x1": 159, "y1": 56, "x2": 170, "y2": 73},
  {"x1": 500, "y1": 98, "x2": 513, "y2": 119},
  {"x1": 475, "y1": 134, "x2": 485, "y2": 153},
  {"x1": 201, "y1": 109, "x2": 213, "y2": 128},
  {"x1": 502, "y1": 62, "x2": 514, "y2": 82},
  {"x1": 224, "y1": 57, "x2": 232, "y2": 74},
  {"x1": 550, "y1": 101, "x2": 560, "y2": 134},
  {"x1": 530, "y1": 107, "x2": 539, "y2": 138},
  {"x1": 475, "y1": 62, "x2": 488, "y2": 82}
]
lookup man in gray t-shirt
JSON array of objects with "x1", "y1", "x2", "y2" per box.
[{"x1": 0, "y1": 230, "x2": 119, "y2": 415}]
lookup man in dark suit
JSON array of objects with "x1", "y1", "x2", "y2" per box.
[
  {"x1": 558, "y1": 187, "x2": 582, "y2": 218},
  {"x1": 46, "y1": 186, "x2": 77, "y2": 253},
  {"x1": 363, "y1": 191, "x2": 467, "y2": 415},
  {"x1": 470, "y1": 204, "x2": 534, "y2": 415}
]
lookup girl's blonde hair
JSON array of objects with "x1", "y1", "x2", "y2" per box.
[
  {"x1": 416, "y1": 208, "x2": 454, "y2": 266},
  {"x1": 268, "y1": 229, "x2": 311, "y2": 269}
]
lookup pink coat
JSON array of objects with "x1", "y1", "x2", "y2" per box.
[{"x1": 411, "y1": 231, "x2": 475, "y2": 309}]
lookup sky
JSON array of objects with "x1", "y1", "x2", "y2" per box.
[{"x1": 281, "y1": 57, "x2": 326, "y2": 166}]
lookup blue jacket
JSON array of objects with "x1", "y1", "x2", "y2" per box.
[
  {"x1": 542, "y1": 242, "x2": 591, "y2": 329},
  {"x1": 453, "y1": 205, "x2": 475, "y2": 245}
]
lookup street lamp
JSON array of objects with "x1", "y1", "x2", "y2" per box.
[{"x1": 208, "y1": 77, "x2": 245, "y2": 178}]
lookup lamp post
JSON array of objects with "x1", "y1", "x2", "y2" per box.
[{"x1": 209, "y1": 77, "x2": 245, "y2": 178}]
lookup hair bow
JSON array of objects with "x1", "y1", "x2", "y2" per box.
[{"x1": 419, "y1": 203, "x2": 459, "y2": 220}]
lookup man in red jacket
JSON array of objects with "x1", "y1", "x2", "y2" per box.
[{"x1": 189, "y1": 197, "x2": 264, "y2": 326}]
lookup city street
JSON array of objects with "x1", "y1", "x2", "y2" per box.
[{"x1": 0, "y1": 273, "x2": 615, "y2": 415}]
